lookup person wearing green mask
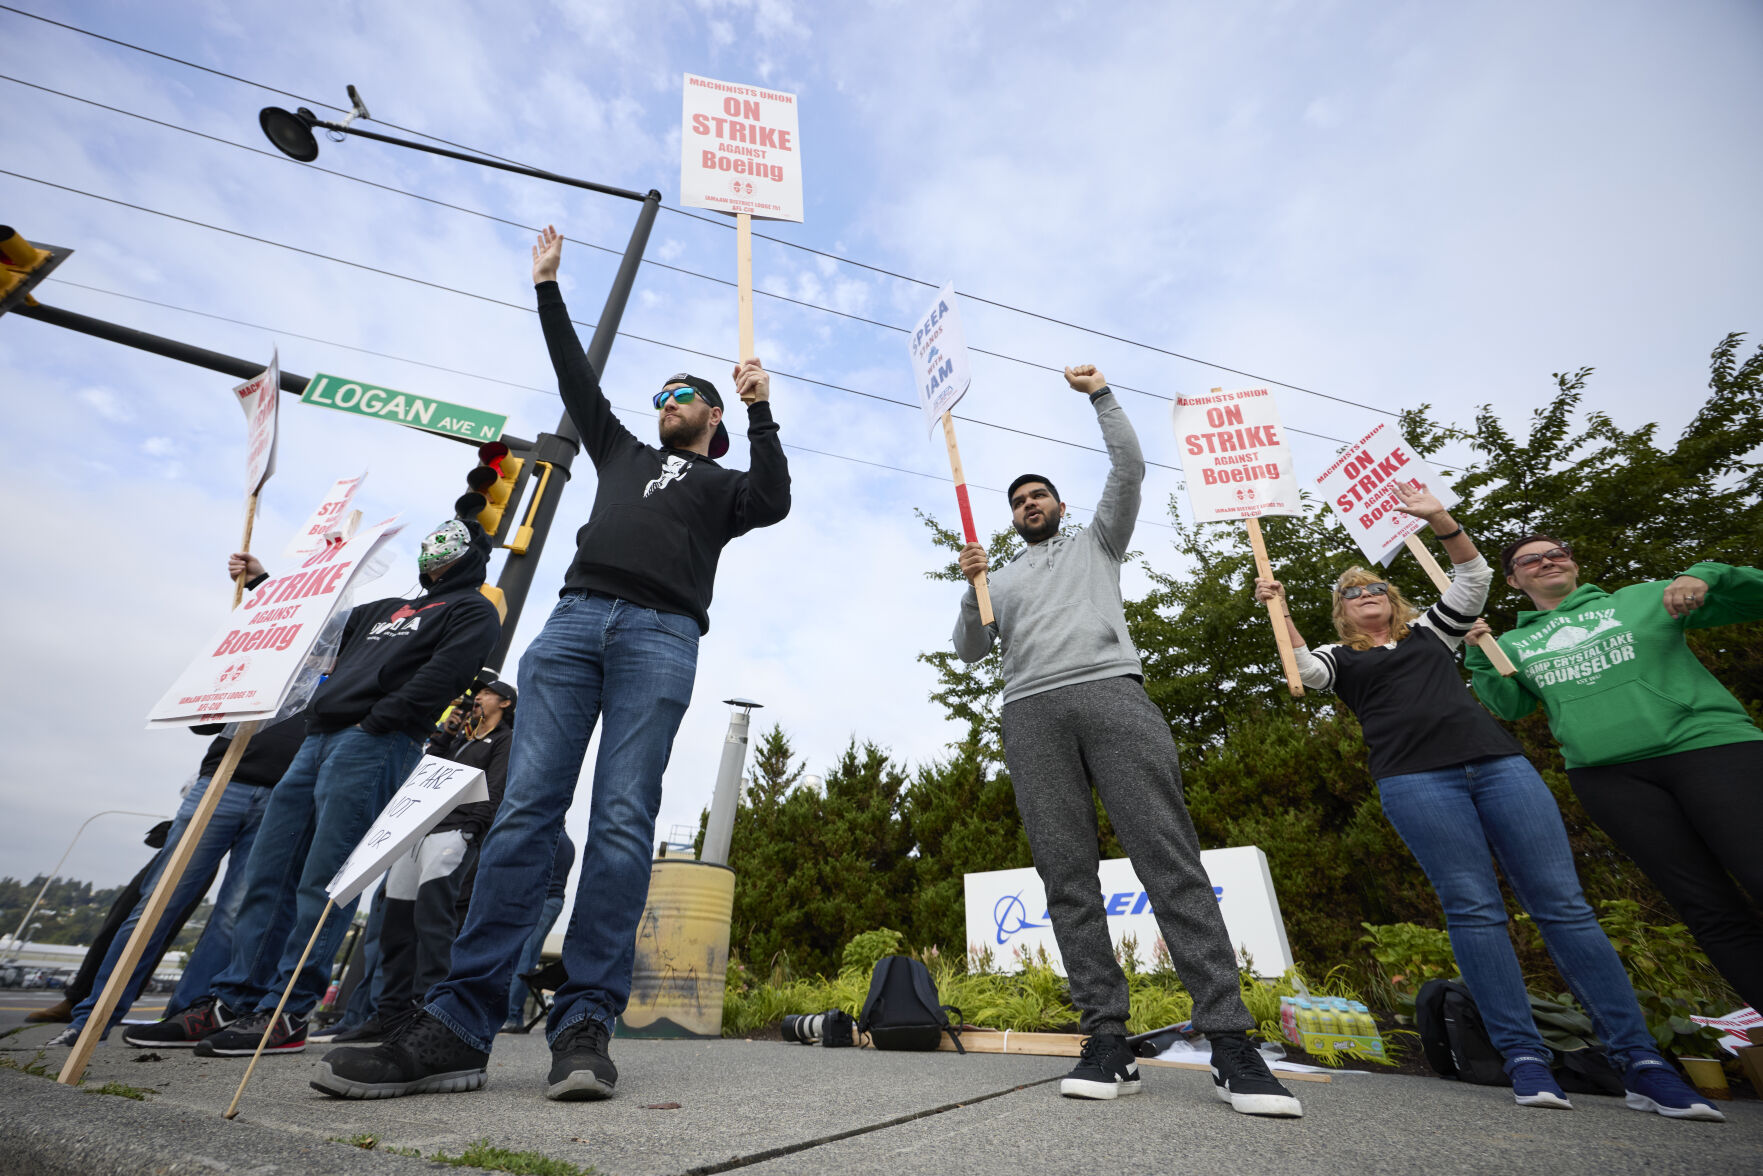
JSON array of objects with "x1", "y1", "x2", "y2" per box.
[{"x1": 1466, "y1": 539, "x2": 1763, "y2": 1030}]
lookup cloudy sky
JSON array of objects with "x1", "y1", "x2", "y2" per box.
[{"x1": 3, "y1": 0, "x2": 1759, "y2": 906}]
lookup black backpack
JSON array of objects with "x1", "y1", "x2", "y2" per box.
[
  {"x1": 858, "y1": 956, "x2": 965, "y2": 1053},
  {"x1": 1416, "y1": 979, "x2": 1625, "y2": 1096}
]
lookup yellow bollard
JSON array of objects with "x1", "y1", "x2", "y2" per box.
[{"x1": 618, "y1": 859, "x2": 735, "y2": 1038}]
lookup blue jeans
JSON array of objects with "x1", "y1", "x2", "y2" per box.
[
  {"x1": 506, "y1": 893, "x2": 566, "y2": 1025},
  {"x1": 69, "y1": 774, "x2": 273, "y2": 1031},
  {"x1": 1378, "y1": 754, "x2": 1657, "y2": 1068},
  {"x1": 210, "y1": 728, "x2": 422, "y2": 1019},
  {"x1": 427, "y1": 593, "x2": 698, "y2": 1052}
]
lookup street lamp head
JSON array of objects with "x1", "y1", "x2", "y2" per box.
[{"x1": 260, "y1": 106, "x2": 320, "y2": 162}]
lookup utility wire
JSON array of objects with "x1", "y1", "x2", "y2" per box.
[
  {"x1": 40, "y1": 276, "x2": 1177, "y2": 531},
  {"x1": 2, "y1": 4, "x2": 1399, "y2": 419}
]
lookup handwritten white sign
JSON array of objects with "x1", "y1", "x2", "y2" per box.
[
  {"x1": 908, "y1": 284, "x2": 973, "y2": 435},
  {"x1": 328, "y1": 756, "x2": 489, "y2": 905}
]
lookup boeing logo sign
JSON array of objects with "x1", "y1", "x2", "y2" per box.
[{"x1": 966, "y1": 848, "x2": 1294, "y2": 977}]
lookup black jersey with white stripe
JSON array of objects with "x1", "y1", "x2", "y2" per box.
[{"x1": 1296, "y1": 556, "x2": 1522, "y2": 779}]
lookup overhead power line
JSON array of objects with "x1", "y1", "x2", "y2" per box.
[
  {"x1": 1, "y1": 4, "x2": 1399, "y2": 420},
  {"x1": 4, "y1": 168, "x2": 1355, "y2": 460},
  {"x1": 40, "y1": 276, "x2": 1178, "y2": 531}
]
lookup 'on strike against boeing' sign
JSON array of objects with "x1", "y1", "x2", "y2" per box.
[{"x1": 679, "y1": 73, "x2": 804, "y2": 222}]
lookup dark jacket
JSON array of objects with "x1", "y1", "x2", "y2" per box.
[
  {"x1": 426, "y1": 720, "x2": 513, "y2": 838},
  {"x1": 192, "y1": 712, "x2": 310, "y2": 788},
  {"x1": 305, "y1": 535, "x2": 502, "y2": 740},
  {"x1": 537, "y1": 281, "x2": 791, "y2": 633}
]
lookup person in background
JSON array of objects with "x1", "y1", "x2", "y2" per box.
[
  {"x1": 1467, "y1": 538, "x2": 1763, "y2": 1023},
  {"x1": 503, "y1": 831, "x2": 576, "y2": 1033},
  {"x1": 1253, "y1": 484, "x2": 1722, "y2": 1121}
]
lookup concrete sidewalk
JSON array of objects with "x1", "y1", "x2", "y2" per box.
[{"x1": 2, "y1": 1024, "x2": 1758, "y2": 1175}]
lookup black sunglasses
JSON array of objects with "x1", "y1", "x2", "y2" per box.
[
  {"x1": 1338, "y1": 582, "x2": 1391, "y2": 601},
  {"x1": 1511, "y1": 545, "x2": 1574, "y2": 571}
]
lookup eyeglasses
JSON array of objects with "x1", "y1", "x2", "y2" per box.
[
  {"x1": 652, "y1": 387, "x2": 699, "y2": 409},
  {"x1": 1512, "y1": 545, "x2": 1574, "y2": 571},
  {"x1": 1338, "y1": 582, "x2": 1390, "y2": 601}
]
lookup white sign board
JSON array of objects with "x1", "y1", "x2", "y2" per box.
[
  {"x1": 235, "y1": 351, "x2": 280, "y2": 495},
  {"x1": 908, "y1": 284, "x2": 973, "y2": 435},
  {"x1": 680, "y1": 73, "x2": 803, "y2": 222},
  {"x1": 1170, "y1": 386, "x2": 1301, "y2": 521},
  {"x1": 284, "y1": 471, "x2": 368, "y2": 560},
  {"x1": 327, "y1": 756, "x2": 488, "y2": 905},
  {"x1": 145, "y1": 520, "x2": 401, "y2": 728},
  {"x1": 1314, "y1": 424, "x2": 1459, "y2": 565},
  {"x1": 964, "y1": 847, "x2": 1294, "y2": 977}
]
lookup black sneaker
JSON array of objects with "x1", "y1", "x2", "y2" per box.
[
  {"x1": 315, "y1": 1015, "x2": 386, "y2": 1045},
  {"x1": 194, "y1": 1009, "x2": 307, "y2": 1057},
  {"x1": 120, "y1": 995, "x2": 235, "y2": 1048},
  {"x1": 1209, "y1": 1032, "x2": 1303, "y2": 1117},
  {"x1": 1060, "y1": 1033, "x2": 1141, "y2": 1100},
  {"x1": 546, "y1": 1017, "x2": 618, "y2": 1101},
  {"x1": 311, "y1": 1009, "x2": 489, "y2": 1099}
]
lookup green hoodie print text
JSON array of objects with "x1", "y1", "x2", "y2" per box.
[{"x1": 1466, "y1": 561, "x2": 1763, "y2": 768}]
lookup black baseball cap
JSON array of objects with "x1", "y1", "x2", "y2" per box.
[
  {"x1": 478, "y1": 680, "x2": 517, "y2": 706},
  {"x1": 663, "y1": 373, "x2": 730, "y2": 459}
]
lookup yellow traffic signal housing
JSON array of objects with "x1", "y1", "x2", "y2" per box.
[
  {"x1": 0, "y1": 227, "x2": 73, "y2": 316},
  {"x1": 466, "y1": 441, "x2": 530, "y2": 544},
  {"x1": 478, "y1": 583, "x2": 508, "y2": 622}
]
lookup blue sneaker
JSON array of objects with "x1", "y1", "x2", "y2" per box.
[
  {"x1": 1505, "y1": 1054, "x2": 1571, "y2": 1109},
  {"x1": 1624, "y1": 1056, "x2": 1725, "y2": 1122}
]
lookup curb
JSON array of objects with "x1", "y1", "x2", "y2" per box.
[{"x1": 0, "y1": 1068, "x2": 439, "y2": 1175}]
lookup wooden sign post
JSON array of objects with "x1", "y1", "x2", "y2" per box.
[
  {"x1": 941, "y1": 412, "x2": 994, "y2": 625},
  {"x1": 737, "y1": 213, "x2": 754, "y2": 361},
  {"x1": 1402, "y1": 534, "x2": 1518, "y2": 675},
  {"x1": 1246, "y1": 517, "x2": 1303, "y2": 697},
  {"x1": 232, "y1": 493, "x2": 258, "y2": 608},
  {"x1": 58, "y1": 721, "x2": 261, "y2": 1086},
  {"x1": 225, "y1": 896, "x2": 331, "y2": 1118}
]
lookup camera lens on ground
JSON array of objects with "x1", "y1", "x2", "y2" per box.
[{"x1": 781, "y1": 1013, "x2": 825, "y2": 1044}]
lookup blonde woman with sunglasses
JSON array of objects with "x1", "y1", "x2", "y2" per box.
[{"x1": 1253, "y1": 484, "x2": 1722, "y2": 1121}]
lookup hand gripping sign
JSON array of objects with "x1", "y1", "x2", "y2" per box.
[
  {"x1": 1316, "y1": 424, "x2": 1515, "y2": 675},
  {"x1": 680, "y1": 73, "x2": 804, "y2": 363},
  {"x1": 222, "y1": 756, "x2": 488, "y2": 1117},
  {"x1": 1172, "y1": 386, "x2": 1304, "y2": 695},
  {"x1": 908, "y1": 285, "x2": 992, "y2": 624}
]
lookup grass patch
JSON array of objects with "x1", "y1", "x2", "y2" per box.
[
  {"x1": 86, "y1": 1081, "x2": 153, "y2": 1101},
  {"x1": 0, "y1": 1050, "x2": 52, "y2": 1077},
  {"x1": 431, "y1": 1139, "x2": 597, "y2": 1175}
]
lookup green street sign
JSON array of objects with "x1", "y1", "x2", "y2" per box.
[{"x1": 301, "y1": 373, "x2": 506, "y2": 442}]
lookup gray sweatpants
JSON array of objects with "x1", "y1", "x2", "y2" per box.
[{"x1": 1001, "y1": 675, "x2": 1253, "y2": 1037}]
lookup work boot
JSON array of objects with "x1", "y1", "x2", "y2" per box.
[{"x1": 25, "y1": 998, "x2": 73, "y2": 1024}]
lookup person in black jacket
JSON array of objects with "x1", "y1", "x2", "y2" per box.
[
  {"x1": 330, "y1": 681, "x2": 515, "y2": 1043},
  {"x1": 316, "y1": 224, "x2": 791, "y2": 1103},
  {"x1": 126, "y1": 512, "x2": 501, "y2": 1057}
]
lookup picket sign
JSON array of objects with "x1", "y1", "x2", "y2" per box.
[
  {"x1": 284, "y1": 471, "x2": 367, "y2": 560},
  {"x1": 58, "y1": 722, "x2": 263, "y2": 1086},
  {"x1": 232, "y1": 353, "x2": 281, "y2": 606},
  {"x1": 1315, "y1": 425, "x2": 1514, "y2": 675},
  {"x1": 1171, "y1": 386, "x2": 1304, "y2": 695},
  {"x1": 224, "y1": 757, "x2": 487, "y2": 1118},
  {"x1": 904, "y1": 284, "x2": 992, "y2": 624}
]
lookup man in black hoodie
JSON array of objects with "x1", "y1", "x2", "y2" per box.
[
  {"x1": 126, "y1": 514, "x2": 501, "y2": 1057},
  {"x1": 315, "y1": 225, "x2": 790, "y2": 1102}
]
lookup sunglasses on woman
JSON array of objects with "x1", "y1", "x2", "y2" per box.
[
  {"x1": 1338, "y1": 582, "x2": 1391, "y2": 601},
  {"x1": 652, "y1": 387, "x2": 699, "y2": 409},
  {"x1": 1511, "y1": 545, "x2": 1574, "y2": 571}
]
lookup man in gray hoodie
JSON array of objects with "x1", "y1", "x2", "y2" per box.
[{"x1": 953, "y1": 364, "x2": 1300, "y2": 1118}]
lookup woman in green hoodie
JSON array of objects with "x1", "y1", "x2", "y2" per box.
[{"x1": 1466, "y1": 538, "x2": 1763, "y2": 1015}]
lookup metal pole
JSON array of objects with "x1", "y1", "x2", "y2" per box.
[
  {"x1": 485, "y1": 190, "x2": 662, "y2": 669},
  {"x1": 10, "y1": 303, "x2": 532, "y2": 451},
  {"x1": 701, "y1": 698, "x2": 762, "y2": 866},
  {"x1": 5, "y1": 810, "x2": 169, "y2": 952}
]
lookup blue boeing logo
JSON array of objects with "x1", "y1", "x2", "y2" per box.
[{"x1": 992, "y1": 887, "x2": 1225, "y2": 945}]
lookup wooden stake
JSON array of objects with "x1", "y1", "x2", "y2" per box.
[
  {"x1": 1402, "y1": 534, "x2": 1518, "y2": 675},
  {"x1": 225, "y1": 896, "x2": 333, "y2": 1119},
  {"x1": 1246, "y1": 516, "x2": 1304, "y2": 697},
  {"x1": 232, "y1": 493, "x2": 259, "y2": 608},
  {"x1": 58, "y1": 721, "x2": 262, "y2": 1087},
  {"x1": 736, "y1": 212, "x2": 754, "y2": 361},
  {"x1": 941, "y1": 412, "x2": 994, "y2": 625}
]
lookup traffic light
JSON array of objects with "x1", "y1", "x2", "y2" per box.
[
  {"x1": 0, "y1": 227, "x2": 73, "y2": 316},
  {"x1": 466, "y1": 441, "x2": 529, "y2": 544}
]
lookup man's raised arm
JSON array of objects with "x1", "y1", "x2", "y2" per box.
[
  {"x1": 1066, "y1": 365, "x2": 1143, "y2": 561},
  {"x1": 532, "y1": 225, "x2": 638, "y2": 467}
]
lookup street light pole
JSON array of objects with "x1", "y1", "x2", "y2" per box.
[{"x1": 4, "y1": 810, "x2": 169, "y2": 952}]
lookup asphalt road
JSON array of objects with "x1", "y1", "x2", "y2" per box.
[{"x1": 0, "y1": 988, "x2": 166, "y2": 1031}]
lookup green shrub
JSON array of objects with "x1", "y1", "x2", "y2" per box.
[{"x1": 840, "y1": 928, "x2": 904, "y2": 976}]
